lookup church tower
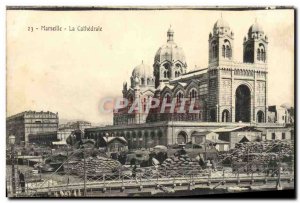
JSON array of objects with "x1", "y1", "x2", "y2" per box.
[
  {"x1": 242, "y1": 20, "x2": 268, "y2": 123},
  {"x1": 208, "y1": 15, "x2": 234, "y2": 65},
  {"x1": 243, "y1": 19, "x2": 268, "y2": 64},
  {"x1": 207, "y1": 16, "x2": 235, "y2": 122},
  {"x1": 154, "y1": 26, "x2": 187, "y2": 88}
]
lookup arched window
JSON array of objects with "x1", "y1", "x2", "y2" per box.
[
  {"x1": 189, "y1": 89, "x2": 198, "y2": 100},
  {"x1": 261, "y1": 50, "x2": 265, "y2": 62},
  {"x1": 257, "y1": 44, "x2": 266, "y2": 62},
  {"x1": 177, "y1": 131, "x2": 187, "y2": 144},
  {"x1": 142, "y1": 97, "x2": 147, "y2": 111},
  {"x1": 163, "y1": 71, "x2": 167, "y2": 78},
  {"x1": 257, "y1": 111, "x2": 264, "y2": 123},
  {"x1": 163, "y1": 63, "x2": 171, "y2": 79},
  {"x1": 226, "y1": 45, "x2": 231, "y2": 58},
  {"x1": 244, "y1": 44, "x2": 254, "y2": 63},
  {"x1": 222, "y1": 110, "x2": 230, "y2": 122},
  {"x1": 176, "y1": 91, "x2": 184, "y2": 103},
  {"x1": 257, "y1": 49, "x2": 261, "y2": 61},
  {"x1": 141, "y1": 78, "x2": 145, "y2": 85},
  {"x1": 223, "y1": 40, "x2": 232, "y2": 59},
  {"x1": 211, "y1": 41, "x2": 218, "y2": 59},
  {"x1": 164, "y1": 93, "x2": 171, "y2": 103}
]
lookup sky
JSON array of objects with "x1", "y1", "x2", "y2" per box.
[{"x1": 6, "y1": 8, "x2": 294, "y2": 124}]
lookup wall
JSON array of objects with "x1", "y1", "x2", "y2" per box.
[
  {"x1": 6, "y1": 111, "x2": 59, "y2": 145},
  {"x1": 265, "y1": 128, "x2": 292, "y2": 140},
  {"x1": 229, "y1": 131, "x2": 261, "y2": 149}
]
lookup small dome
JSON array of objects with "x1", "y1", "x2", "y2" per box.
[
  {"x1": 132, "y1": 61, "x2": 153, "y2": 79},
  {"x1": 214, "y1": 17, "x2": 230, "y2": 29},
  {"x1": 213, "y1": 17, "x2": 232, "y2": 36},
  {"x1": 248, "y1": 20, "x2": 265, "y2": 39},
  {"x1": 248, "y1": 21, "x2": 264, "y2": 34},
  {"x1": 131, "y1": 61, "x2": 154, "y2": 87},
  {"x1": 154, "y1": 28, "x2": 186, "y2": 64}
]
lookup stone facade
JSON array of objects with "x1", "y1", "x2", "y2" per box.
[
  {"x1": 86, "y1": 121, "x2": 253, "y2": 149},
  {"x1": 6, "y1": 111, "x2": 59, "y2": 144},
  {"x1": 114, "y1": 17, "x2": 268, "y2": 126},
  {"x1": 85, "y1": 18, "x2": 291, "y2": 150},
  {"x1": 28, "y1": 131, "x2": 58, "y2": 145},
  {"x1": 57, "y1": 121, "x2": 92, "y2": 141}
]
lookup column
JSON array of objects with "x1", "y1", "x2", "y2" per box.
[
  {"x1": 144, "y1": 131, "x2": 148, "y2": 149},
  {"x1": 154, "y1": 131, "x2": 159, "y2": 146},
  {"x1": 231, "y1": 69, "x2": 235, "y2": 122}
]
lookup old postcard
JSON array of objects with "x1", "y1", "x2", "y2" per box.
[{"x1": 6, "y1": 6, "x2": 295, "y2": 198}]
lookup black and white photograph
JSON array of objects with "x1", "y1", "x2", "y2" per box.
[{"x1": 5, "y1": 6, "x2": 295, "y2": 198}]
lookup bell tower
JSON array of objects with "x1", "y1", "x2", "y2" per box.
[
  {"x1": 207, "y1": 16, "x2": 235, "y2": 122},
  {"x1": 208, "y1": 15, "x2": 234, "y2": 65},
  {"x1": 153, "y1": 26, "x2": 187, "y2": 88},
  {"x1": 243, "y1": 19, "x2": 268, "y2": 64}
]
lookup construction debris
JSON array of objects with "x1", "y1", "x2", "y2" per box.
[
  {"x1": 160, "y1": 154, "x2": 202, "y2": 175},
  {"x1": 218, "y1": 140, "x2": 294, "y2": 172},
  {"x1": 65, "y1": 155, "x2": 121, "y2": 177}
]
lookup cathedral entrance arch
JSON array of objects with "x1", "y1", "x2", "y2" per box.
[
  {"x1": 235, "y1": 85, "x2": 251, "y2": 122},
  {"x1": 257, "y1": 111, "x2": 264, "y2": 123}
]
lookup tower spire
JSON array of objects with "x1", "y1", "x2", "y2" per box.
[{"x1": 167, "y1": 25, "x2": 174, "y2": 42}]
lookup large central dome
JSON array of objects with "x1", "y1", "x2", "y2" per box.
[{"x1": 154, "y1": 27, "x2": 186, "y2": 65}]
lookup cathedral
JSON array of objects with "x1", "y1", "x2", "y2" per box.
[
  {"x1": 114, "y1": 17, "x2": 268, "y2": 126},
  {"x1": 85, "y1": 17, "x2": 280, "y2": 149}
]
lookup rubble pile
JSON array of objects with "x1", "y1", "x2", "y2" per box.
[
  {"x1": 160, "y1": 154, "x2": 202, "y2": 175},
  {"x1": 218, "y1": 140, "x2": 294, "y2": 165},
  {"x1": 66, "y1": 156, "x2": 121, "y2": 177}
]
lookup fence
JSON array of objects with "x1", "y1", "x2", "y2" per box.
[{"x1": 6, "y1": 162, "x2": 294, "y2": 197}]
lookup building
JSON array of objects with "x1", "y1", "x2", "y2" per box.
[
  {"x1": 57, "y1": 121, "x2": 92, "y2": 141},
  {"x1": 25, "y1": 120, "x2": 92, "y2": 146},
  {"x1": 268, "y1": 105, "x2": 292, "y2": 124},
  {"x1": 57, "y1": 127, "x2": 74, "y2": 141},
  {"x1": 115, "y1": 17, "x2": 268, "y2": 125},
  {"x1": 6, "y1": 111, "x2": 59, "y2": 144},
  {"x1": 97, "y1": 136, "x2": 128, "y2": 153},
  {"x1": 71, "y1": 121, "x2": 92, "y2": 131},
  {"x1": 213, "y1": 126, "x2": 262, "y2": 149},
  {"x1": 257, "y1": 125, "x2": 293, "y2": 141},
  {"x1": 85, "y1": 17, "x2": 291, "y2": 149},
  {"x1": 28, "y1": 131, "x2": 58, "y2": 146}
]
